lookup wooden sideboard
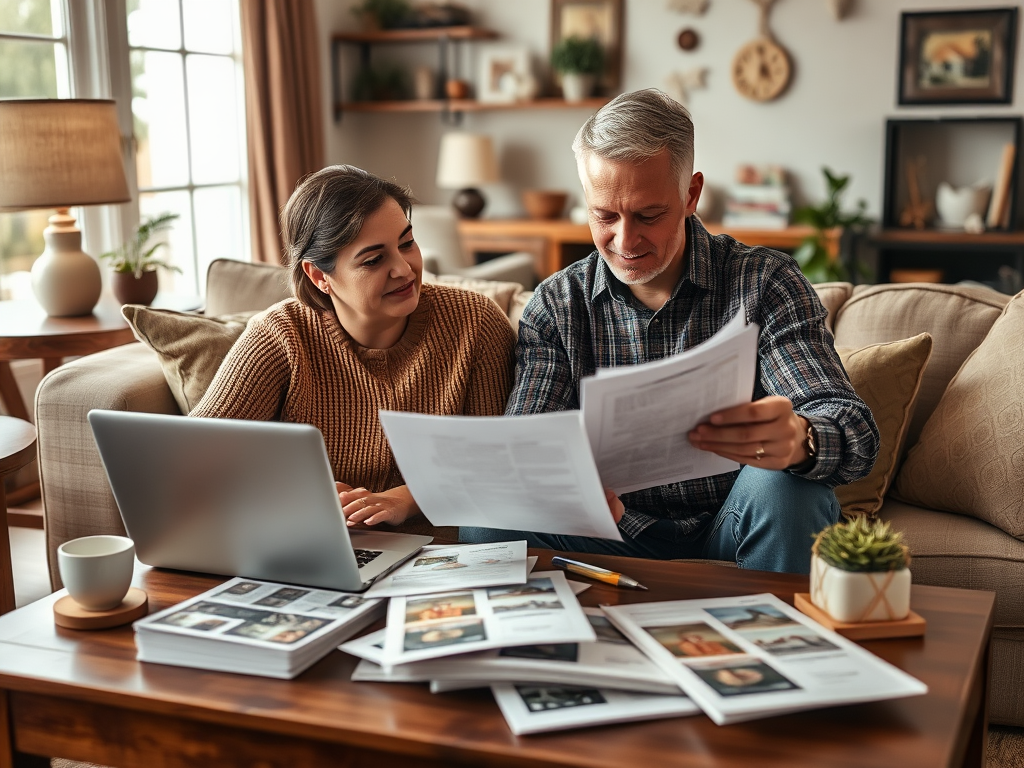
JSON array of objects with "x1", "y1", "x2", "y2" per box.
[{"x1": 457, "y1": 219, "x2": 839, "y2": 280}]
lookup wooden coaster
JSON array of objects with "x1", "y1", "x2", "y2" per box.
[
  {"x1": 794, "y1": 593, "x2": 926, "y2": 640},
  {"x1": 53, "y1": 588, "x2": 149, "y2": 630}
]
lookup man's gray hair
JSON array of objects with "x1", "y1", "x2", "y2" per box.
[{"x1": 572, "y1": 89, "x2": 695, "y2": 189}]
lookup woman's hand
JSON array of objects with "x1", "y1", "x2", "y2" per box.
[
  {"x1": 605, "y1": 487, "x2": 624, "y2": 524},
  {"x1": 337, "y1": 482, "x2": 420, "y2": 527}
]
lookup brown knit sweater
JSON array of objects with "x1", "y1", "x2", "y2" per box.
[{"x1": 191, "y1": 283, "x2": 515, "y2": 493}]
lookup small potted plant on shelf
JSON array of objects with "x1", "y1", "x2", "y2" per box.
[
  {"x1": 351, "y1": 0, "x2": 412, "y2": 31},
  {"x1": 101, "y1": 212, "x2": 181, "y2": 306},
  {"x1": 551, "y1": 35, "x2": 604, "y2": 103},
  {"x1": 792, "y1": 166, "x2": 872, "y2": 284},
  {"x1": 810, "y1": 516, "x2": 911, "y2": 623}
]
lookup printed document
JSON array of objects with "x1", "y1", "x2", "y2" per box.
[
  {"x1": 581, "y1": 306, "x2": 759, "y2": 494},
  {"x1": 603, "y1": 593, "x2": 927, "y2": 724},
  {"x1": 379, "y1": 410, "x2": 621, "y2": 539},
  {"x1": 365, "y1": 541, "x2": 529, "y2": 598},
  {"x1": 379, "y1": 571, "x2": 595, "y2": 666}
]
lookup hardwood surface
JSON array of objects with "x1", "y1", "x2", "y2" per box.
[
  {"x1": 0, "y1": 553, "x2": 994, "y2": 768},
  {"x1": 0, "y1": 417, "x2": 36, "y2": 617}
]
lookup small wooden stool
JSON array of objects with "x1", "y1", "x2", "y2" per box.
[{"x1": 0, "y1": 415, "x2": 38, "y2": 614}]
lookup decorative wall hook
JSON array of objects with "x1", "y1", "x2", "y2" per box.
[
  {"x1": 665, "y1": 67, "x2": 708, "y2": 106},
  {"x1": 668, "y1": 0, "x2": 709, "y2": 15}
]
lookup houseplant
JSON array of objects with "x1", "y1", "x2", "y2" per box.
[
  {"x1": 550, "y1": 35, "x2": 604, "y2": 102},
  {"x1": 810, "y1": 516, "x2": 911, "y2": 623},
  {"x1": 101, "y1": 212, "x2": 181, "y2": 306},
  {"x1": 351, "y1": 0, "x2": 411, "y2": 31},
  {"x1": 792, "y1": 167, "x2": 871, "y2": 283}
]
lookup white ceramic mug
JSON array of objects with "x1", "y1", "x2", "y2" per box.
[{"x1": 57, "y1": 535, "x2": 135, "y2": 611}]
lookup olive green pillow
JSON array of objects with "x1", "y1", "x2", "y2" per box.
[
  {"x1": 122, "y1": 305, "x2": 257, "y2": 414},
  {"x1": 833, "y1": 333, "x2": 933, "y2": 516}
]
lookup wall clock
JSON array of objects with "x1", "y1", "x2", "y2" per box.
[{"x1": 731, "y1": 0, "x2": 792, "y2": 102}]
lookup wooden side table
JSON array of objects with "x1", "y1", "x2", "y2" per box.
[{"x1": 0, "y1": 416, "x2": 37, "y2": 614}]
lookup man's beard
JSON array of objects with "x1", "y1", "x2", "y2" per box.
[{"x1": 601, "y1": 248, "x2": 670, "y2": 286}]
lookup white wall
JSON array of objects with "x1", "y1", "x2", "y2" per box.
[{"x1": 315, "y1": 0, "x2": 1024, "y2": 219}]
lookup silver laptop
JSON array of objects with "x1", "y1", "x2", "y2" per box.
[{"x1": 88, "y1": 410, "x2": 432, "y2": 592}]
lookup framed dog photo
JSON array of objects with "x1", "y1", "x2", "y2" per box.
[{"x1": 898, "y1": 7, "x2": 1018, "y2": 105}]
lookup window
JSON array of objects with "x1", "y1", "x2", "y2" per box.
[
  {"x1": 127, "y1": 0, "x2": 248, "y2": 296},
  {"x1": 0, "y1": 0, "x2": 248, "y2": 301},
  {"x1": 0, "y1": 0, "x2": 71, "y2": 299}
]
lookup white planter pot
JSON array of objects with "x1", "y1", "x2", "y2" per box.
[
  {"x1": 810, "y1": 555, "x2": 911, "y2": 623},
  {"x1": 561, "y1": 73, "x2": 595, "y2": 103}
]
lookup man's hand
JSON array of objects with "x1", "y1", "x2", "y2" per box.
[
  {"x1": 605, "y1": 487, "x2": 624, "y2": 524},
  {"x1": 688, "y1": 396, "x2": 810, "y2": 471},
  {"x1": 337, "y1": 482, "x2": 420, "y2": 527}
]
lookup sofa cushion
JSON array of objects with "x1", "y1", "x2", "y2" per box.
[
  {"x1": 833, "y1": 333, "x2": 932, "y2": 516},
  {"x1": 425, "y1": 273, "x2": 525, "y2": 317},
  {"x1": 831, "y1": 283, "x2": 1008, "y2": 452},
  {"x1": 893, "y1": 290, "x2": 1024, "y2": 540},
  {"x1": 811, "y1": 281, "x2": 852, "y2": 334},
  {"x1": 205, "y1": 258, "x2": 291, "y2": 315},
  {"x1": 122, "y1": 305, "x2": 256, "y2": 414}
]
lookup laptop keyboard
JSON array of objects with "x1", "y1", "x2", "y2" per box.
[{"x1": 354, "y1": 548, "x2": 384, "y2": 568}]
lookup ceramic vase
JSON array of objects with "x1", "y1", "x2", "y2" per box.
[
  {"x1": 31, "y1": 226, "x2": 102, "y2": 317},
  {"x1": 112, "y1": 270, "x2": 159, "y2": 306},
  {"x1": 936, "y1": 182, "x2": 991, "y2": 228},
  {"x1": 809, "y1": 555, "x2": 911, "y2": 623},
  {"x1": 561, "y1": 73, "x2": 595, "y2": 103}
]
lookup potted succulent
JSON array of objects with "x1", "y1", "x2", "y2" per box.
[
  {"x1": 101, "y1": 212, "x2": 181, "y2": 306},
  {"x1": 551, "y1": 35, "x2": 605, "y2": 102},
  {"x1": 792, "y1": 167, "x2": 872, "y2": 283},
  {"x1": 810, "y1": 517, "x2": 911, "y2": 623}
]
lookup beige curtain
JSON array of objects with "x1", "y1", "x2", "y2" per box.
[{"x1": 241, "y1": 0, "x2": 325, "y2": 265}]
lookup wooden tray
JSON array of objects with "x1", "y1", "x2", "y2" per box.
[
  {"x1": 794, "y1": 593, "x2": 926, "y2": 640},
  {"x1": 53, "y1": 588, "x2": 149, "y2": 630}
]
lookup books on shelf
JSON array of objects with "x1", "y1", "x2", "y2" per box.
[
  {"x1": 134, "y1": 577, "x2": 384, "y2": 679},
  {"x1": 343, "y1": 607, "x2": 681, "y2": 694},
  {"x1": 723, "y1": 183, "x2": 791, "y2": 230},
  {"x1": 602, "y1": 593, "x2": 927, "y2": 725},
  {"x1": 987, "y1": 142, "x2": 1016, "y2": 229}
]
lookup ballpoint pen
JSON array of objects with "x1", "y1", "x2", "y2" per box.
[{"x1": 550, "y1": 556, "x2": 648, "y2": 590}]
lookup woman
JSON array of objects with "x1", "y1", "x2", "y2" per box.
[{"x1": 192, "y1": 165, "x2": 516, "y2": 530}]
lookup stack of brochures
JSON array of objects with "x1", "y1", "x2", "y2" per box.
[{"x1": 134, "y1": 577, "x2": 385, "y2": 679}]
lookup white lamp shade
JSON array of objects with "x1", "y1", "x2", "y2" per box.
[
  {"x1": 436, "y1": 132, "x2": 500, "y2": 189},
  {"x1": 0, "y1": 99, "x2": 130, "y2": 211}
]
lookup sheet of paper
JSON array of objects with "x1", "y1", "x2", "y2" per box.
[
  {"x1": 602, "y1": 593, "x2": 928, "y2": 725},
  {"x1": 582, "y1": 308, "x2": 759, "y2": 493},
  {"x1": 379, "y1": 410, "x2": 622, "y2": 540},
  {"x1": 365, "y1": 542, "x2": 529, "y2": 598},
  {"x1": 379, "y1": 571, "x2": 595, "y2": 666}
]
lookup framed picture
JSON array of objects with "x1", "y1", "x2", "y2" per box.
[
  {"x1": 898, "y1": 8, "x2": 1018, "y2": 105},
  {"x1": 550, "y1": 0, "x2": 624, "y2": 94},
  {"x1": 477, "y1": 45, "x2": 531, "y2": 104}
]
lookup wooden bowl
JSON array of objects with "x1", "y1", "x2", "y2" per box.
[{"x1": 521, "y1": 190, "x2": 569, "y2": 220}]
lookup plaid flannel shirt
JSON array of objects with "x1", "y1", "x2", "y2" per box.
[{"x1": 506, "y1": 217, "x2": 879, "y2": 542}]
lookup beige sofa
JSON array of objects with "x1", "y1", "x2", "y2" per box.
[{"x1": 35, "y1": 259, "x2": 1024, "y2": 725}]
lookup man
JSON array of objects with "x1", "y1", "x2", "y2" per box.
[{"x1": 462, "y1": 89, "x2": 878, "y2": 574}]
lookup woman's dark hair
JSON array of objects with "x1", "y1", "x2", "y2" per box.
[{"x1": 281, "y1": 165, "x2": 414, "y2": 311}]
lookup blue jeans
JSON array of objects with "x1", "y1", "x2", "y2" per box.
[{"x1": 459, "y1": 466, "x2": 840, "y2": 574}]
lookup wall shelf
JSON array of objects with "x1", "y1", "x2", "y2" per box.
[{"x1": 336, "y1": 97, "x2": 610, "y2": 114}]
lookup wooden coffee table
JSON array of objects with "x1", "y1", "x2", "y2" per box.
[{"x1": 0, "y1": 553, "x2": 994, "y2": 768}]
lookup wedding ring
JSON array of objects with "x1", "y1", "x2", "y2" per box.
[{"x1": 755, "y1": 444, "x2": 765, "y2": 461}]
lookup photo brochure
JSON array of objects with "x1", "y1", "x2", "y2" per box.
[{"x1": 365, "y1": 541, "x2": 530, "y2": 598}]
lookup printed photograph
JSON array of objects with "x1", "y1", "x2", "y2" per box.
[
  {"x1": 430, "y1": 562, "x2": 469, "y2": 570},
  {"x1": 690, "y1": 658, "x2": 801, "y2": 697},
  {"x1": 491, "y1": 593, "x2": 564, "y2": 613},
  {"x1": 225, "y1": 613, "x2": 329, "y2": 644},
  {"x1": 327, "y1": 595, "x2": 367, "y2": 609},
  {"x1": 743, "y1": 627, "x2": 841, "y2": 657},
  {"x1": 704, "y1": 604, "x2": 797, "y2": 632},
  {"x1": 516, "y1": 685, "x2": 607, "y2": 712},
  {"x1": 414, "y1": 554, "x2": 460, "y2": 568},
  {"x1": 488, "y1": 578, "x2": 556, "y2": 599},
  {"x1": 647, "y1": 622, "x2": 743, "y2": 659},
  {"x1": 588, "y1": 614, "x2": 629, "y2": 645},
  {"x1": 217, "y1": 581, "x2": 261, "y2": 596},
  {"x1": 160, "y1": 601, "x2": 265, "y2": 622},
  {"x1": 255, "y1": 587, "x2": 311, "y2": 608},
  {"x1": 406, "y1": 593, "x2": 477, "y2": 623},
  {"x1": 918, "y1": 30, "x2": 992, "y2": 89},
  {"x1": 404, "y1": 618, "x2": 487, "y2": 651},
  {"x1": 500, "y1": 643, "x2": 580, "y2": 663},
  {"x1": 155, "y1": 610, "x2": 230, "y2": 631}
]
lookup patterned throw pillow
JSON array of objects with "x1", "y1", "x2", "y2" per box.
[
  {"x1": 122, "y1": 305, "x2": 257, "y2": 414},
  {"x1": 833, "y1": 333, "x2": 933, "y2": 516},
  {"x1": 894, "y1": 293, "x2": 1024, "y2": 539}
]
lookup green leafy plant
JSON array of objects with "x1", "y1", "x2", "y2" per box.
[
  {"x1": 550, "y1": 35, "x2": 605, "y2": 75},
  {"x1": 351, "y1": 0, "x2": 411, "y2": 30},
  {"x1": 351, "y1": 63, "x2": 409, "y2": 101},
  {"x1": 792, "y1": 167, "x2": 872, "y2": 283},
  {"x1": 812, "y1": 517, "x2": 910, "y2": 573},
  {"x1": 101, "y1": 212, "x2": 182, "y2": 278}
]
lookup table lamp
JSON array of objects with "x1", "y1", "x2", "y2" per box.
[
  {"x1": 436, "y1": 132, "x2": 499, "y2": 219},
  {"x1": 0, "y1": 99, "x2": 131, "y2": 317}
]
